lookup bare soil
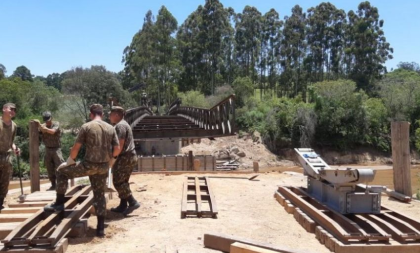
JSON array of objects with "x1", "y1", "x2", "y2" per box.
[{"x1": 65, "y1": 171, "x2": 420, "y2": 253}]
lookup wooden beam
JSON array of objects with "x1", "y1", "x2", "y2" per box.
[
  {"x1": 391, "y1": 121, "x2": 412, "y2": 197},
  {"x1": 195, "y1": 177, "x2": 202, "y2": 217},
  {"x1": 204, "y1": 233, "x2": 309, "y2": 253},
  {"x1": 231, "y1": 242, "x2": 281, "y2": 253},
  {"x1": 29, "y1": 121, "x2": 40, "y2": 193}
]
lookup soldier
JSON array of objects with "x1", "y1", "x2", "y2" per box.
[
  {"x1": 0, "y1": 103, "x2": 20, "y2": 209},
  {"x1": 109, "y1": 106, "x2": 140, "y2": 216},
  {"x1": 44, "y1": 104, "x2": 120, "y2": 237},
  {"x1": 35, "y1": 111, "x2": 64, "y2": 190}
]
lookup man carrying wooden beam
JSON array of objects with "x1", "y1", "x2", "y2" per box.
[
  {"x1": 44, "y1": 104, "x2": 120, "y2": 237},
  {"x1": 0, "y1": 103, "x2": 20, "y2": 209},
  {"x1": 33, "y1": 111, "x2": 65, "y2": 191},
  {"x1": 109, "y1": 106, "x2": 140, "y2": 216}
]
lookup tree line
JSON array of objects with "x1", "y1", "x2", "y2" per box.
[{"x1": 121, "y1": 0, "x2": 392, "y2": 103}]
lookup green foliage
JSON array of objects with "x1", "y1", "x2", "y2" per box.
[
  {"x1": 313, "y1": 80, "x2": 368, "y2": 149},
  {"x1": 0, "y1": 63, "x2": 6, "y2": 79},
  {"x1": 379, "y1": 69, "x2": 420, "y2": 121},
  {"x1": 11, "y1": 65, "x2": 33, "y2": 82},
  {"x1": 364, "y1": 98, "x2": 390, "y2": 152},
  {"x1": 232, "y1": 77, "x2": 254, "y2": 107},
  {"x1": 415, "y1": 120, "x2": 420, "y2": 153},
  {"x1": 177, "y1": 90, "x2": 210, "y2": 108},
  {"x1": 62, "y1": 66, "x2": 134, "y2": 121}
]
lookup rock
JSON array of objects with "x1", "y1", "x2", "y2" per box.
[
  {"x1": 237, "y1": 151, "x2": 246, "y2": 157},
  {"x1": 231, "y1": 146, "x2": 240, "y2": 154}
]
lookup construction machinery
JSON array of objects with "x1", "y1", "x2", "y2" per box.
[{"x1": 295, "y1": 148, "x2": 384, "y2": 214}]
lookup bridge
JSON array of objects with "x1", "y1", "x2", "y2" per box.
[{"x1": 125, "y1": 95, "x2": 236, "y2": 140}]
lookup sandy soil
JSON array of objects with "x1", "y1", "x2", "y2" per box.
[
  {"x1": 64, "y1": 170, "x2": 420, "y2": 253},
  {"x1": 66, "y1": 172, "x2": 327, "y2": 253}
]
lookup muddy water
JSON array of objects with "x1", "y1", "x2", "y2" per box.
[{"x1": 266, "y1": 165, "x2": 420, "y2": 195}]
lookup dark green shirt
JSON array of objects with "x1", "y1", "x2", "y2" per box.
[
  {"x1": 0, "y1": 119, "x2": 16, "y2": 154},
  {"x1": 40, "y1": 121, "x2": 61, "y2": 148},
  {"x1": 115, "y1": 119, "x2": 135, "y2": 154}
]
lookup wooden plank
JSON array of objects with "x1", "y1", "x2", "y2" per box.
[
  {"x1": 204, "y1": 233, "x2": 310, "y2": 253},
  {"x1": 391, "y1": 121, "x2": 412, "y2": 197},
  {"x1": 277, "y1": 187, "x2": 383, "y2": 242},
  {"x1": 0, "y1": 238, "x2": 68, "y2": 253},
  {"x1": 0, "y1": 208, "x2": 40, "y2": 214},
  {"x1": 46, "y1": 195, "x2": 94, "y2": 246},
  {"x1": 195, "y1": 177, "x2": 202, "y2": 217},
  {"x1": 205, "y1": 177, "x2": 218, "y2": 217},
  {"x1": 132, "y1": 170, "x2": 254, "y2": 175},
  {"x1": 231, "y1": 242, "x2": 281, "y2": 253},
  {"x1": 2, "y1": 185, "x2": 91, "y2": 247},
  {"x1": 0, "y1": 214, "x2": 34, "y2": 223},
  {"x1": 181, "y1": 178, "x2": 188, "y2": 218},
  {"x1": 29, "y1": 121, "x2": 40, "y2": 193},
  {"x1": 7, "y1": 202, "x2": 50, "y2": 208},
  {"x1": 0, "y1": 222, "x2": 20, "y2": 240}
]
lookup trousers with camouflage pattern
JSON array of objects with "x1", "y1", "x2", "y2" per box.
[
  {"x1": 56, "y1": 161, "x2": 108, "y2": 216},
  {"x1": 0, "y1": 154, "x2": 12, "y2": 199},
  {"x1": 44, "y1": 148, "x2": 64, "y2": 184},
  {"x1": 112, "y1": 151, "x2": 137, "y2": 199}
]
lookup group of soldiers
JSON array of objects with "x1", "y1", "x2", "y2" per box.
[{"x1": 0, "y1": 102, "x2": 140, "y2": 237}]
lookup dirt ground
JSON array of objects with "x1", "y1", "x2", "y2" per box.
[{"x1": 64, "y1": 171, "x2": 420, "y2": 253}]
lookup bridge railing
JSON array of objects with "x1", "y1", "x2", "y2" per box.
[
  {"x1": 125, "y1": 106, "x2": 153, "y2": 128},
  {"x1": 167, "y1": 94, "x2": 236, "y2": 136}
]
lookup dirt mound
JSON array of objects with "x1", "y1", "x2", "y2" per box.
[{"x1": 180, "y1": 134, "x2": 294, "y2": 169}]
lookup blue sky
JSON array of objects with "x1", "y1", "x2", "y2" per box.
[{"x1": 0, "y1": 0, "x2": 418, "y2": 77}]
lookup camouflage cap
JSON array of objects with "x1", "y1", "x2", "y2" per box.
[
  {"x1": 3, "y1": 103, "x2": 16, "y2": 109},
  {"x1": 110, "y1": 106, "x2": 125, "y2": 114},
  {"x1": 90, "y1": 104, "x2": 103, "y2": 114},
  {"x1": 42, "y1": 111, "x2": 52, "y2": 122}
]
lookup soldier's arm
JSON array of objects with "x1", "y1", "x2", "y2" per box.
[
  {"x1": 70, "y1": 142, "x2": 82, "y2": 160},
  {"x1": 41, "y1": 122, "x2": 60, "y2": 135},
  {"x1": 111, "y1": 129, "x2": 121, "y2": 158}
]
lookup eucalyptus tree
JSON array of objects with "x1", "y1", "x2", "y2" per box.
[
  {"x1": 306, "y1": 2, "x2": 346, "y2": 82},
  {"x1": 345, "y1": 1, "x2": 393, "y2": 91},
  {"x1": 260, "y1": 9, "x2": 282, "y2": 97},
  {"x1": 154, "y1": 6, "x2": 180, "y2": 108},
  {"x1": 122, "y1": 10, "x2": 159, "y2": 93},
  {"x1": 0, "y1": 64, "x2": 6, "y2": 79},
  {"x1": 235, "y1": 5, "x2": 262, "y2": 85},
  {"x1": 177, "y1": 8, "x2": 202, "y2": 92},
  {"x1": 280, "y1": 5, "x2": 307, "y2": 98},
  {"x1": 11, "y1": 65, "x2": 33, "y2": 82}
]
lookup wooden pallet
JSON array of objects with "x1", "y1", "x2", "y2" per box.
[
  {"x1": 181, "y1": 177, "x2": 218, "y2": 218},
  {"x1": 274, "y1": 186, "x2": 420, "y2": 253},
  {"x1": 1, "y1": 185, "x2": 93, "y2": 250}
]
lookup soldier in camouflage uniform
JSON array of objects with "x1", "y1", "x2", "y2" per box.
[
  {"x1": 35, "y1": 111, "x2": 64, "y2": 190},
  {"x1": 0, "y1": 103, "x2": 20, "y2": 209},
  {"x1": 109, "y1": 106, "x2": 140, "y2": 216},
  {"x1": 44, "y1": 104, "x2": 120, "y2": 237}
]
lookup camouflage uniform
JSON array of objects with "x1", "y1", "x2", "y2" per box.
[
  {"x1": 40, "y1": 121, "x2": 64, "y2": 184},
  {"x1": 112, "y1": 119, "x2": 137, "y2": 199},
  {"x1": 0, "y1": 119, "x2": 16, "y2": 199},
  {"x1": 56, "y1": 120, "x2": 119, "y2": 216}
]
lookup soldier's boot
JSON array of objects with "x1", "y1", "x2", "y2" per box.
[
  {"x1": 44, "y1": 194, "x2": 65, "y2": 212},
  {"x1": 122, "y1": 195, "x2": 140, "y2": 216},
  {"x1": 110, "y1": 198, "x2": 127, "y2": 213},
  {"x1": 47, "y1": 181, "x2": 56, "y2": 191},
  {"x1": 0, "y1": 198, "x2": 4, "y2": 210},
  {"x1": 96, "y1": 216, "x2": 105, "y2": 237}
]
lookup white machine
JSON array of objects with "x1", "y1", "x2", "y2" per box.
[{"x1": 295, "y1": 148, "x2": 383, "y2": 214}]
